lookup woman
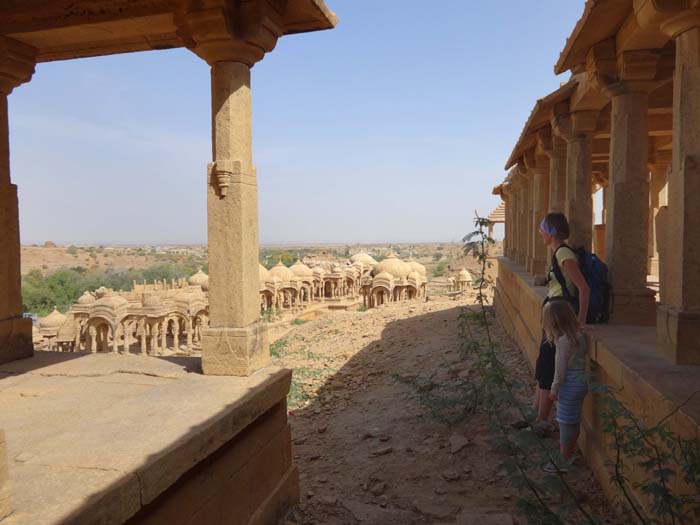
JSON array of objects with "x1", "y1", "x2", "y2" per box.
[{"x1": 532, "y1": 212, "x2": 589, "y2": 430}]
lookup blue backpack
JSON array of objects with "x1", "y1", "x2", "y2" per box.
[{"x1": 551, "y1": 244, "x2": 611, "y2": 324}]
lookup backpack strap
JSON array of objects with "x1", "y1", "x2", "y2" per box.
[{"x1": 551, "y1": 244, "x2": 573, "y2": 300}]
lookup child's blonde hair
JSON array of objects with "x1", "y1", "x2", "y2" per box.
[{"x1": 543, "y1": 300, "x2": 580, "y2": 344}]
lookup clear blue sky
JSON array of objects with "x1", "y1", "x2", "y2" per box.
[{"x1": 9, "y1": 0, "x2": 582, "y2": 245}]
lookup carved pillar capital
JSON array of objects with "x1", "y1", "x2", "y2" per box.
[
  {"x1": 586, "y1": 39, "x2": 663, "y2": 97},
  {"x1": 551, "y1": 106, "x2": 599, "y2": 143},
  {"x1": 0, "y1": 37, "x2": 36, "y2": 95},
  {"x1": 177, "y1": 1, "x2": 286, "y2": 66},
  {"x1": 524, "y1": 147, "x2": 549, "y2": 176}
]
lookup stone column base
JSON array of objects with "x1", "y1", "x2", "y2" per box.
[
  {"x1": 0, "y1": 316, "x2": 33, "y2": 365},
  {"x1": 201, "y1": 323, "x2": 269, "y2": 376},
  {"x1": 657, "y1": 305, "x2": 700, "y2": 365},
  {"x1": 609, "y1": 288, "x2": 656, "y2": 326},
  {"x1": 0, "y1": 430, "x2": 11, "y2": 521}
]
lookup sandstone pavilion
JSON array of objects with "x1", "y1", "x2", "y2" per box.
[
  {"x1": 491, "y1": 0, "x2": 700, "y2": 514},
  {"x1": 0, "y1": 1, "x2": 340, "y2": 523},
  {"x1": 35, "y1": 253, "x2": 427, "y2": 355}
]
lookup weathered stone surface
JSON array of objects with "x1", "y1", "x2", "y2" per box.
[
  {"x1": 0, "y1": 354, "x2": 294, "y2": 524},
  {"x1": 494, "y1": 259, "x2": 700, "y2": 512},
  {"x1": 657, "y1": 25, "x2": 700, "y2": 363},
  {"x1": 605, "y1": 89, "x2": 656, "y2": 325},
  {"x1": 0, "y1": 98, "x2": 33, "y2": 365},
  {"x1": 201, "y1": 324, "x2": 270, "y2": 376}
]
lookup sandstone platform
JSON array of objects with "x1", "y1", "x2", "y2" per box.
[{"x1": 0, "y1": 352, "x2": 297, "y2": 525}]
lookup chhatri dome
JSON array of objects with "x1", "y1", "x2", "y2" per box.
[
  {"x1": 371, "y1": 253, "x2": 410, "y2": 279},
  {"x1": 94, "y1": 294, "x2": 128, "y2": 309},
  {"x1": 458, "y1": 268, "x2": 472, "y2": 282},
  {"x1": 350, "y1": 252, "x2": 378, "y2": 266},
  {"x1": 188, "y1": 268, "x2": 209, "y2": 290},
  {"x1": 269, "y1": 261, "x2": 295, "y2": 282},
  {"x1": 406, "y1": 257, "x2": 427, "y2": 277},
  {"x1": 373, "y1": 271, "x2": 394, "y2": 282},
  {"x1": 290, "y1": 260, "x2": 313, "y2": 279},
  {"x1": 407, "y1": 271, "x2": 422, "y2": 282},
  {"x1": 39, "y1": 307, "x2": 66, "y2": 329},
  {"x1": 259, "y1": 263, "x2": 270, "y2": 282},
  {"x1": 77, "y1": 291, "x2": 96, "y2": 305}
]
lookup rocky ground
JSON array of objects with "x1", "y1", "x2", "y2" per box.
[{"x1": 269, "y1": 295, "x2": 622, "y2": 525}]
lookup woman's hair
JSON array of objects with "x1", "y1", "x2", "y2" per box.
[
  {"x1": 543, "y1": 300, "x2": 580, "y2": 344},
  {"x1": 541, "y1": 212, "x2": 570, "y2": 240}
]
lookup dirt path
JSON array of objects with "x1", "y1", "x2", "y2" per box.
[{"x1": 271, "y1": 297, "x2": 618, "y2": 524}]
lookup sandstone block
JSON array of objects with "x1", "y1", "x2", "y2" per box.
[
  {"x1": 201, "y1": 323, "x2": 269, "y2": 376},
  {"x1": 657, "y1": 306, "x2": 700, "y2": 365}
]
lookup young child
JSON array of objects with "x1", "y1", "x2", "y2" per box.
[{"x1": 542, "y1": 300, "x2": 589, "y2": 473}]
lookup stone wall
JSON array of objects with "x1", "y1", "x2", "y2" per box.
[
  {"x1": 125, "y1": 401, "x2": 297, "y2": 525},
  {"x1": 494, "y1": 257, "x2": 700, "y2": 514}
]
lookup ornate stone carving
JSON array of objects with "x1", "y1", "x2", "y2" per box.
[
  {"x1": 176, "y1": 1, "x2": 286, "y2": 66},
  {"x1": 0, "y1": 37, "x2": 36, "y2": 95}
]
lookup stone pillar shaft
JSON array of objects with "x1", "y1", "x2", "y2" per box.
[
  {"x1": 606, "y1": 91, "x2": 656, "y2": 325},
  {"x1": 0, "y1": 94, "x2": 32, "y2": 364},
  {"x1": 202, "y1": 61, "x2": 268, "y2": 376},
  {"x1": 208, "y1": 62, "x2": 258, "y2": 327},
  {"x1": 565, "y1": 137, "x2": 593, "y2": 250},
  {"x1": 516, "y1": 185, "x2": 527, "y2": 266},
  {"x1": 525, "y1": 175, "x2": 535, "y2": 271},
  {"x1": 531, "y1": 170, "x2": 549, "y2": 277},
  {"x1": 548, "y1": 138, "x2": 567, "y2": 213},
  {"x1": 657, "y1": 26, "x2": 700, "y2": 363}
]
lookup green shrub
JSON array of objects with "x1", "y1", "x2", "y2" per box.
[{"x1": 432, "y1": 261, "x2": 448, "y2": 277}]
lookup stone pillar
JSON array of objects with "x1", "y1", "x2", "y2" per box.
[
  {"x1": 515, "y1": 175, "x2": 527, "y2": 267},
  {"x1": 150, "y1": 322, "x2": 158, "y2": 354},
  {"x1": 656, "y1": 16, "x2": 700, "y2": 363},
  {"x1": 201, "y1": 62, "x2": 269, "y2": 375},
  {"x1": 605, "y1": 88, "x2": 657, "y2": 325},
  {"x1": 88, "y1": 326, "x2": 96, "y2": 353},
  {"x1": 540, "y1": 129, "x2": 567, "y2": 213},
  {"x1": 524, "y1": 172, "x2": 535, "y2": 272},
  {"x1": 139, "y1": 320, "x2": 147, "y2": 355},
  {"x1": 122, "y1": 322, "x2": 129, "y2": 352},
  {"x1": 508, "y1": 183, "x2": 518, "y2": 261},
  {"x1": 501, "y1": 192, "x2": 510, "y2": 258},
  {"x1": 0, "y1": 38, "x2": 35, "y2": 365},
  {"x1": 519, "y1": 177, "x2": 529, "y2": 267},
  {"x1": 186, "y1": 318, "x2": 193, "y2": 351},
  {"x1": 0, "y1": 430, "x2": 11, "y2": 520},
  {"x1": 552, "y1": 106, "x2": 598, "y2": 250},
  {"x1": 566, "y1": 136, "x2": 593, "y2": 250},
  {"x1": 587, "y1": 43, "x2": 662, "y2": 325},
  {"x1": 525, "y1": 149, "x2": 550, "y2": 278},
  {"x1": 111, "y1": 325, "x2": 119, "y2": 354}
]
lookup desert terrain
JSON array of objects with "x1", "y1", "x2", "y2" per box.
[
  {"x1": 265, "y1": 296, "x2": 619, "y2": 525},
  {"x1": 21, "y1": 242, "x2": 470, "y2": 277}
]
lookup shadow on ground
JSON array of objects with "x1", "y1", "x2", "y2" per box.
[{"x1": 285, "y1": 303, "x2": 519, "y2": 525}]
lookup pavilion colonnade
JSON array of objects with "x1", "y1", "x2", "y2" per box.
[{"x1": 494, "y1": 1, "x2": 700, "y2": 365}]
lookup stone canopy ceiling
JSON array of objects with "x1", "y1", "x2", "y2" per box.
[{"x1": 0, "y1": 0, "x2": 337, "y2": 63}]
